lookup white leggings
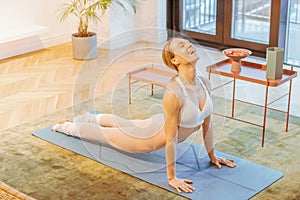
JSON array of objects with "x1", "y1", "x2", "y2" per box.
[{"x1": 67, "y1": 113, "x2": 166, "y2": 153}]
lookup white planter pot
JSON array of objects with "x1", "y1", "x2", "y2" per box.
[{"x1": 71, "y1": 32, "x2": 98, "y2": 60}]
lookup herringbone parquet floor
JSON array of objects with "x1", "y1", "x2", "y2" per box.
[
  {"x1": 0, "y1": 43, "x2": 81, "y2": 130},
  {"x1": 0, "y1": 41, "x2": 165, "y2": 131}
]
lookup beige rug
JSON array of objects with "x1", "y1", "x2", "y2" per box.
[{"x1": 0, "y1": 87, "x2": 299, "y2": 200}]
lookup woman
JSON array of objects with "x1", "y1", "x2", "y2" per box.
[{"x1": 52, "y1": 38, "x2": 236, "y2": 193}]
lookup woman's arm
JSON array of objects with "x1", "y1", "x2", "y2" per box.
[
  {"x1": 163, "y1": 85, "x2": 195, "y2": 193},
  {"x1": 202, "y1": 115, "x2": 216, "y2": 161},
  {"x1": 202, "y1": 115, "x2": 236, "y2": 168},
  {"x1": 200, "y1": 74, "x2": 236, "y2": 168},
  {"x1": 163, "y1": 88, "x2": 179, "y2": 181}
]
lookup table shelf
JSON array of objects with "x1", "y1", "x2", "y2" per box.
[{"x1": 206, "y1": 59, "x2": 297, "y2": 86}]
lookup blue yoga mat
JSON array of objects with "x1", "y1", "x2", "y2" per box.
[{"x1": 33, "y1": 125, "x2": 283, "y2": 200}]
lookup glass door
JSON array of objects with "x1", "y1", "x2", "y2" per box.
[
  {"x1": 230, "y1": 0, "x2": 272, "y2": 44},
  {"x1": 179, "y1": 0, "x2": 223, "y2": 43},
  {"x1": 223, "y1": 0, "x2": 282, "y2": 52},
  {"x1": 285, "y1": 0, "x2": 300, "y2": 66},
  {"x1": 174, "y1": 0, "x2": 285, "y2": 54}
]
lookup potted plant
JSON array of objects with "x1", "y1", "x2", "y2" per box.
[{"x1": 57, "y1": 0, "x2": 141, "y2": 60}]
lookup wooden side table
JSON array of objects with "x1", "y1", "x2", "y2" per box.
[
  {"x1": 127, "y1": 66, "x2": 176, "y2": 104},
  {"x1": 206, "y1": 59, "x2": 298, "y2": 147}
]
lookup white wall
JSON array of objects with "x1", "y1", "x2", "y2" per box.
[
  {"x1": 135, "y1": 0, "x2": 167, "y2": 43},
  {"x1": 96, "y1": 2, "x2": 139, "y2": 49},
  {"x1": 0, "y1": 0, "x2": 72, "y2": 59},
  {"x1": 96, "y1": 0, "x2": 167, "y2": 49},
  {"x1": 0, "y1": 0, "x2": 72, "y2": 45},
  {"x1": 0, "y1": 0, "x2": 167, "y2": 59}
]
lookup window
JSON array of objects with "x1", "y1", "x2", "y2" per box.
[{"x1": 285, "y1": 0, "x2": 300, "y2": 66}]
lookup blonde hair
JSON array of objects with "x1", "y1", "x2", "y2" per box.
[{"x1": 162, "y1": 39, "x2": 178, "y2": 71}]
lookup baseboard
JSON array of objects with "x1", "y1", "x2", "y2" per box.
[
  {"x1": 0, "y1": 36, "x2": 45, "y2": 60},
  {"x1": 42, "y1": 32, "x2": 72, "y2": 48},
  {"x1": 98, "y1": 33, "x2": 139, "y2": 50},
  {"x1": 0, "y1": 30, "x2": 167, "y2": 60},
  {"x1": 97, "y1": 29, "x2": 168, "y2": 50},
  {"x1": 0, "y1": 25, "x2": 50, "y2": 60}
]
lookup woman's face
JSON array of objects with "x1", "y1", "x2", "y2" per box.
[{"x1": 169, "y1": 38, "x2": 199, "y2": 65}]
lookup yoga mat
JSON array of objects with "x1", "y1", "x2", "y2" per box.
[{"x1": 33, "y1": 125, "x2": 283, "y2": 200}]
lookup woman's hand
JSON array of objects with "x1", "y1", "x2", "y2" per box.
[
  {"x1": 211, "y1": 156, "x2": 236, "y2": 168},
  {"x1": 169, "y1": 177, "x2": 195, "y2": 193}
]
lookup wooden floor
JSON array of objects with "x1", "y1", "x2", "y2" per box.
[
  {"x1": 0, "y1": 41, "x2": 164, "y2": 131},
  {"x1": 0, "y1": 41, "x2": 299, "y2": 131},
  {"x1": 0, "y1": 43, "x2": 72, "y2": 130}
]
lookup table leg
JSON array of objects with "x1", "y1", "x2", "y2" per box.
[
  {"x1": 262, "y1": 82, "x2": 269, "y2": 147},
  {"x1": 231, "y1": 78, "x2": 236, "y2": 118},
  {"x1": 286, "y1": 79, "x2": 293, "y2": 132},
  {"x1": 151, "y1": 84, "x2": 154, "y2": 96},
  {"x1": 128, "y1": 76, "x2": 132, "y2": 104}
]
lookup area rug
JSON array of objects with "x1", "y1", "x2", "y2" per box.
[
  {"x1": 32, "y1": 122, "x2": 283, "y2": 200},
  {"x1": 0, "y1": 87, "x2": 300, "y2": 200}
]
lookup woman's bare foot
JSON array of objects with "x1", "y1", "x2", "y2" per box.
[
  {"x1": 74, "y1": 112, "x2": 99, "y2": 124},
  {"x1": 55, "y1": 111, "x2": 97, "y2": 126},
  {"x1": 58, "y1": 118, "x2": 73, "y2": 124},
  {"x1": 51, "y1": 121, "x2": 78, "y2": 136},
  {"x1": 56, "y1": 111, "x2": 88, "y2": 124}
]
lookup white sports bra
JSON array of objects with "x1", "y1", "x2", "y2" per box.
[{"x1": 175, "y1": 75, "x2": 213, "y2": 128}]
